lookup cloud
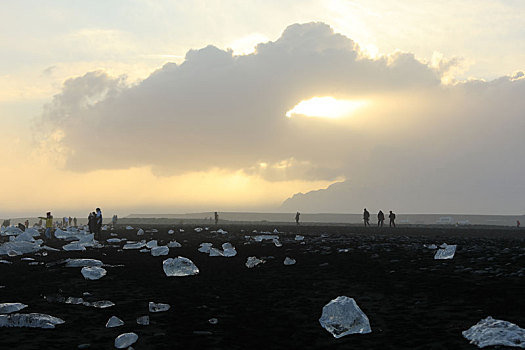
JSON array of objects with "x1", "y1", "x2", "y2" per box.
[{"x1": 37, "y1": 22, "x2": 525, "y2": 212}]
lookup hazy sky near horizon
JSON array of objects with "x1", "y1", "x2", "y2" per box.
[{"x1": 1, "y1": 0, "x2": 524, "y2": 216}]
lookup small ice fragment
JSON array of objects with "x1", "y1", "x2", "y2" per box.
[
  {"x1": 149, "y1": 302, "x2": 170, "y2": 313},
  {"x1": 319, "y1": 296, "x2": 371, "y2": 338},
  {"x1": 137, "y1": 229, "x2": 144, "y2": 236},
  {"x1": 273, "y1": 229, "x2": 279, "y2": 234},
  {"x1": 0, "y1": 303, "x2": 27, "y2": 314},
  {"x1": 163, "y1": 257, "x2": 199, "y2": 277},
  {"x1": 208, "y1": 318, "x2": 218, "y2": 325},
  {"x1": 462, "y1": 316, "x2": 525, "y2": 348},
  {"x1": 440, "y1": 243, "x2": 448, "y2": 248},
  {"x1": 139, "y1": 248, "x2": 150, "y2": 253},
  {"x1": 91, "y1": 300, "x2": 115, "y2": 308},
  {"x1": 0, "y1": 260, "x2": 12, "y2": 264},
  {"x1": 245, "y1": 256, "x2": 265, "y2": 268},
  {"x1": 21, "y1": 257, "x2": 35, "y2": 261},
  {"x1": 273, "y1": 238, "x2": 282, "y2": 247},
  {"x1": 65, "y1": 297, "x2": 84, "y2": 305},
  {"x1": 434, "y1": 245, "x2": 457, "y2": 260},
  {"x1": 194, "y1": 228, "x2": 203, "y2": 233},
  {"x1": 151, "y1": 246, "x2": 169, "y2": 256},
  {"x1": 146, "y1": 240, "x2": 157, "y2": 248},
  {"x1": 425, "y1": 244, "x2": 438, "y2": 249},
  {"x1": 123, "y1": 242, "x2": 146, "y2": 250},
  {"x1": 295, "y1": 235, "x2": 304, "y2": 241},
  {"x1": 222, "y1": 243, "x2": 237, "y2": 257},
  {"x1": 216, "y1": 229, "x2": 227, "y2": 234},
  {"x1": 101, "y1": 225, "x2": 108, "y2": 231},
  {"x1": 65, "y1": 259, "x2": 103, "y2": 268},
  {"x1": 106, "y1": 316, "x2": 124, "y2": 328},
  {"x1": 198, "y1": 243, "x2": 212, "y2": 253},
  {"x1": 114, "y1": 332, "x2": 138, "y2": 349},
  {"x1": 107, "y1": 238, "x2": 122, "y2": 243},
  {"x1": 126, "y1": 226, "x2": 134, "y2": 230},
  {"x1": 136, "y1": 315, "x2": 150, "y2": 325},
  {"x1": 284, "y1": 257, "x2": 296, "y2": 265},
  {"x1": 168, "y1": 229, "x2": 175, "y2": 234},
  {"x1": 167, "y1": 241, "x2": 181, "y2": 248},
  {"x1": 179, "y1": 229, "x2": 184, "y2": 232},
  {"x1": 62, "y1": 242, "x2": 86, "y2": 251},
  {"x1": 0, "y1": 313, "x2": 65, "y2": 329},
  {"x1": 81, "y1": 266, "x2": 107, "y2": 280}
]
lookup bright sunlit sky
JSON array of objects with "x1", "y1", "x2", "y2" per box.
[{"x1": 1, "y1": 0, "x2": 524, "y2": 217}]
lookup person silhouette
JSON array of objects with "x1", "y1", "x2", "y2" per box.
[
  {"x1": 389, "y1": 211, "x2": 396, "y2": 228},
  {"x1": 214, "y1": 212, "x2": 219, "y2": 225},
  {"x1": 377, "y1": 210, "x2": 385, "y2": 227},
  {"x1": 295, "y1": 212, "x2": 300, "y2": 226},
  {"x1": 363, "y1": 208, "x2": 370, "y2": 227}
]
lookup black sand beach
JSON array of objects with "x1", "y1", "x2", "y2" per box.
[{"x1": 1, "y1": 224, "x2": 524, "y2": 349}]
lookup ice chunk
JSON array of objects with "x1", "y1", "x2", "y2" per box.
[
  {"x1": 179, "y1": 229, "x2": 184, "y2": 232},
  {"x1": 151, "y1": 246, "x2": 169, "y2": 256},
  {"x1": 0, "y1": 303, "x2": 28, "y2": 314},
  {"x1": 0, "y1": 313, "x2": 65, "y2": 329},
  {"x1": 194, "y1": 227, "x2": 203, "y2": 232},
  {"x1": 462, "y1": 316, "x2": 525, "y2": 348},
  {"x1": 440, "y1": 243, "x2": 448, "y2": 248},
  {"x1": 137, "y1": 228, "x2": 144, "y2": 236},
  {"x1": 163, "y1": 257, "x2": 199, "y2": 277},
  {"x1": 90, "y1": 300, "x2": 115, "y2": 308},
  {"x1": 209, "y1": 247, "x2": 224, "y2": 257},
  {"x1": 284, "y1": 257, "x2": 296, "y2": 265},
  {"x1": 425, "y1": 244, "x2": 438, "y2": 249},
  {"x1": 319, "y1": 296, "x2": 371, "y2": 338},
  {"x1": 107, "y1": 238, "x2": 123, "y2": 243},
  {"x1": 295, "y1": 235, "x2": 304, "y2": 241},
  {"x1": 123, "y1": 242, "x2": 146, "y2": 250},
  {"x1": 168, "y1": 229, "x2": 175, "y2": 234},
  {"x1": 198, "y1": 243, "x2": 213, "y2": 253},
  {"x1": 0, "y1": 259, "x2": 12, "y2": 264},
  {"x1": 222, "y1": 243, "x2": 237, "y2": 257},
  {"x1": 273, "y1": 229, "x2": 279, "y2": 234},
  {"x1": 167, "y1": 241, "x2": 181, "y2": 248},
  {"x1": 139, "y1": 248, "x2": 150, "y2": 253},
  {"x1": 273, "y1": 238, "x2": 282, "y2": 247},
  {"x1": 149, "y1": 301, "x2": 170, "y2": 312},
  {"x1": 81, "y1": 266, "x2": 107, "y2": 280},
  {"x1": 209, "y1": 318, "x2": 218, "y2": 325},
  {"x1": 216, "y1": 229, "x2": 227, "y2": 234},
  {"x1": 136, "y1": 315, "x2": 149, "y2": 325},
  {"x1": 126, "y1": 226, "x2": 134, "y2": 230},
  {"x1": 0, "y1": 241, "x2": 42, "y2": 256},
  {"x1": 65, "y1": 259, "x2": 103, "y2": 268},
  {"x1": 14, "y1": 231, "x2": 36, "y2": 242},
  {"x1": 434, "y1": 244, "x2": 457, "y2": 260},
  {"x1": 1, "y1": 226, "x2": 23, "y2": 236},
  {"x1": 106, "y1": 316, "x2": 124, "y2": 328},
  {"x1": 245, "y1": 256, "x2": 265, "y2": 268},
  {"x1": 253, "y1": 235, "x2": 279, "y2": 242},
  {"x1": 62, "y1": 242, "x2": 86, "y2": 251},
  {"x1": 146, "y1": 240, "x2": 157, "y2": 248},
  {"x1": 114, "y1": 332, "x2": 138, "y2": 349},
  {"x1": 65, "y1": 297, "x2": 84, "y2": 305}
]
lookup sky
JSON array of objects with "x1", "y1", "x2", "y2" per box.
[{"x1": 1, "y1": 0, "x2": 524, "y2": 217}]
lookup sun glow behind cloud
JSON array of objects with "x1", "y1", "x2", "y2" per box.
[{"x1": 286, "y1": 97, "x2": 368, "y2": 119}]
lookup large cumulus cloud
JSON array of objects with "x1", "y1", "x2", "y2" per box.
[{"x1": 38, "y1": 22, "x2": 525, "y2": 212}]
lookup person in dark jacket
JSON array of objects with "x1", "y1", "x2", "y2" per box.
[
  {"x1": 363, "y1": 208, "x2": 370, "y2": 227},
  {"x1": 389, "y1": 211, "x2": 396, "y2": 228},
  {"x1": 377, "y1": 210, "x2": 385, "y2": 227}
]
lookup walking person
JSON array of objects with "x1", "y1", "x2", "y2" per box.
[
  {"x1": 295, "y1": 211, "x2": 300, "y2": 226},
  {"x1": 377, "y1": 210, "x2": 385, "y2": 227},
  {"x1": 214, "y1": 212, "x2": 219, "y2": 225},
  {"x1": 73, "y1": 217, "x2": 77, "y2": 227},
  {"x1": 389, "y1": 210, "x2": 396, "y2": 228},
  {"x1": 363, "y1": 208, "x2": 370, "y2": 227},
  {"x1": 38, "y1": 212, "x2": 54, "y2": 240}
]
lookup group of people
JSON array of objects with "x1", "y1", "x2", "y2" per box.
[
  {"x1": 87, "y1": 208, "x2": 103, "y2": 238},
  {"x1": 363, "y1": 208, "x2": 396, "y2": 227}
]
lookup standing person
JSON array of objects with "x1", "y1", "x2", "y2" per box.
[
  {"x1": 112, "y1": 214, "x2": 118, "y2": 228},
  {"x1": 295, "y1": 212, "x2": 300, "y2": 225},
  {"x1": 24, "y1": 219, "x2": 29, "y2": 229},
  {"x1": 73, "y1": 217, "x2": 77, "y2": 227},
  {"x1": 214, "y1": 212, "x2": 219, "y2": 225},
  {"x1": 518, "y1": 220, "x2": 521, "y2": 228},
  {"x1": 377, "y1": 210, "x2": 385, "y2": 227},
  {"x1": 389, "y1": 210, "x2": 396, "y2": 228},
  {"x1": 38, "y1": 212, "x2": 54, "y2": 240},
  {"x1": 88, "y1": 212, "x2": 95, "y2": 233},
  {"x1": 363, "y1": 208, "x2": 370, "y2": 227},
  {"x1": 64, "y1": 216, "x2": 69, "y2": 227},
  {"x1": 68, "y1": 216, "x2": 72, "y2": 226},
  {"x1": 95, "y1": 208, "x2": 103, "y2": 239}
]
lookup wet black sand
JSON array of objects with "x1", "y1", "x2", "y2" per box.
[{"x1": 0, "y1": 224, "x2": 524, "y2": 349}]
